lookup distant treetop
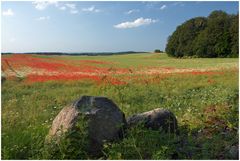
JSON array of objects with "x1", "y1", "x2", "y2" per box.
[{"x1": 154, "y1": 49, "x2": 163, "y2": 53}]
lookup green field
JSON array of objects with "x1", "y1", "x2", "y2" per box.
[
  {"x1": 38, "y1": 53, "x2": 238, "y2": 68},
  {"x1": 1, "y1": 53, "x2": 239, "y2": 159}
]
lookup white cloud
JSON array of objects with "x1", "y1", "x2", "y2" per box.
[
  {"x1": 32, "y1": 1, "x2": 47, "y2": 10},
  {"x1": 65, "y1": 3, "x2": 79, "y2": 14},
  {"x1": 36, "y1": 16, "x2": 50, "y2": 20},
  {"x1": 70, "y1": 10, "x2": 78, "y2": 14},
  {"x1": 2, "y1": 9, "x2": 14, "y2": 16},
  {"x1": 59, "y1": 6, "x2": 66, "y2": 10},
  {"x1": 32, "y1": 1, "x2": 79, "y2": 15},
  {"x1": 32, "y1": 0, "x2": 58, "y2": 10},
  {"x1": 82, "y1": 6, "x2": 101, "y2": 13},
  {"x1": 114, "y1": 17, "x2": 157, "y2": 29},
  {"x1": 125, "y1": 9, "x2": 139, "y2": 14},
  {"x1": 65, "y1": 3, "x2": 76, "y2": 9},
  {"x1": 160, "y1": 5, "x2": 167, "y2": 10}
]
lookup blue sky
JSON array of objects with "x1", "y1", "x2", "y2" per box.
[{"x1": 1, "y1": 1, "x2": 239, "y2": 53}]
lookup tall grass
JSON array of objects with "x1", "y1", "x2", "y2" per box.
[{"x1": 1, "y1": 67, "x2": 238, "y2": 159}]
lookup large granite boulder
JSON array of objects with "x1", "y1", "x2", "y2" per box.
[
  {"x1": 47, "y1": 96, "x2": 127, "y2": 156},
  {"x1": 127, "y1": 108, "x2": 178, "y2": 133}
]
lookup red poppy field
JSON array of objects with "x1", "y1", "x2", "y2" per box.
[{"x1": 2, "y1": 53, "x2": 237, "y2": 85}]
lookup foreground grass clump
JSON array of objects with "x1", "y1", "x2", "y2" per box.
[
  {"x1": 1, "y1": 69, "x2": 238, "y2": 159},
  {"x1": 43, "y1": 117, "x2": 90, "y2": 160}
]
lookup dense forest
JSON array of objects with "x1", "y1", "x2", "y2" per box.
[{"x1": 165, "y1": 10, "x2": 239, "y2": 58}]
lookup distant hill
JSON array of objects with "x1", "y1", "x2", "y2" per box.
[{"x1": 1, "y1": 51, "x2": 148, "y2": 56}]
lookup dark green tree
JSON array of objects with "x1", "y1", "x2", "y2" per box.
[
  {"x1": 229, "y1": 14, "x2": 239, "y2": 57},
  {"x1": 192, "y1": 31, "x2": 210, "y2": 57},
  {"x1": 154, "y1": 49, "x2": 162, "y2": 53},
  {"x1": 204, "y1": 10, "x2": 230, "y2": 57},
  {"x1": 166, "y1": 17, "x2": 207, "y2": 57},
  {"x1": 166, "y1": 10, "x2": 238, "y2": 58}
]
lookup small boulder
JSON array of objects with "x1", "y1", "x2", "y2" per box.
[
  {"x1": 127, "y1": 108, "x2": 178, "y2": 133},
  {"x1": 47, "y1": 96, "x2": 127, "y2": 156}
]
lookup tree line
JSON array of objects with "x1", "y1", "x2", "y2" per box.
[{"x1": 165, "y1": 10, "x2": 239, "y2": 58}]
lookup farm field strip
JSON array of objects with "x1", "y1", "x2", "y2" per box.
[{"x1": 2, "y1": 53, "x2": 238, "y2": 83}]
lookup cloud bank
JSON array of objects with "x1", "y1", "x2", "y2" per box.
[
  {"x1": 65, "y1": 3, "x2": 78, "y2": 14},
  {"x1": 125, "y1": 9, "x2": 139, "y2": 14},
  {"x1": 114, "y1": 17, "x2": 157, "y2": 29},
  {"x1": 32, "y1": 0, "x2": 58, "y2": 10},
  {"x1": 160, "y1": 5, "x2": 167, "y2": 10},
  {"x1": 32, "y1": 1, "x2": 79, "y2": 14},
  {"x1": 82, "y1": 6, "x2": 101, "y2": 13},
  {"x1": 2, "y1": 9, "x2": 14, "y2": 16}
]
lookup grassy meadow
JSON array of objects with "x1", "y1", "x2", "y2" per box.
[{"x1": 1, "y1": 53, "x2": 239, "y2": 159}]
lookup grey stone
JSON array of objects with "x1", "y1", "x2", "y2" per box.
[
  {"x1": 127, "y1": 108, "x2": 178, "y2": 133},
  {"x1": 47, "y1": 96, "x2": 126, "y2": 155}
]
